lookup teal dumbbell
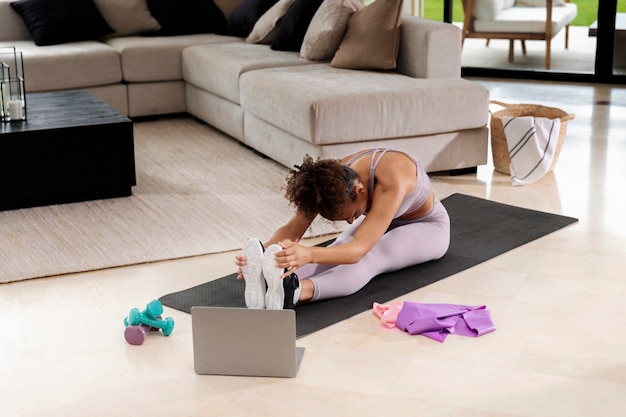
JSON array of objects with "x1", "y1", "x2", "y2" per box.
[
  {"x1": 123, "y1": 299, "x2": 164, "y2": 327},
  {"x1": 127, "y1": 307, "x2": 175, "y2": 336}
]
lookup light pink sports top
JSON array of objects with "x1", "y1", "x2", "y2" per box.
[{"x1": 344, "y1": 148, "x2": 431, "y2": 218}]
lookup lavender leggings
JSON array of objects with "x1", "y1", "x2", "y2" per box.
[{"x1": 296, "y1": 197, "x2": 450, "y2": 302}]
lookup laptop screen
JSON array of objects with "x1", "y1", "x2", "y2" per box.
[{"x1": 191, "y1": 307, "x2": 303, "y2": 378}]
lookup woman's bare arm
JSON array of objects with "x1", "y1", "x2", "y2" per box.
[{"x1": 263, "y1": 211, "x2": 316, "y2": 248}]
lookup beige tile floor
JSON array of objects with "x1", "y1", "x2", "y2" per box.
[{"x1": 1, "y1": 78, "x2": 626, "y2": 417}]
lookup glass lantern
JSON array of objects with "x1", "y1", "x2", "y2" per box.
[{"x1": 0, "y1": 46, "x2": 27, "y2": 122}]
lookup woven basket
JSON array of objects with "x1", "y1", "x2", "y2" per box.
[{"x1": 490, "y1": 100, "x2": 575, "y2": 175}]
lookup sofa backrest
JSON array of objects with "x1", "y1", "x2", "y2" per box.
[
  {"x1": 0, "y1": 0, "x2": 247, "y2": 43},
  {"x1": 214, "y1": 0, "x2": 247, "y2": 22},
  {"x1": 397, "y1": 16, "x2": 462, "y2": 79},
  {"x1": 0, "y1": 0, "x2": 32, "y2": 41},
  {"x1": 472, "y1": 0, "x2": 515, "y2": 21}
]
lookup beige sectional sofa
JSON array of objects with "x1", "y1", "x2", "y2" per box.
[{"x1": 0, "y1": 0, "x2": 490, "y2": 173}]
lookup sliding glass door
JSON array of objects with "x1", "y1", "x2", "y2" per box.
[{"x1": 417, "y1": 0, "x2": 625, "y2": 83}]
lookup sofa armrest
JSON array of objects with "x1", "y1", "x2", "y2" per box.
[
  {"x1": 0, "y1": 0, "x2": 32, "y2": 41},
  {"x1": 396, "y1": 16, "x2": 462, "y2": 79}
]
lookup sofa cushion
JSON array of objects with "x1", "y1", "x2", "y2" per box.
[
  {"x1": 9, "y1": 0, "x2": 113, "y2": 46},
  {"x1": 331, "y1": 0, "x2": 402, "y2": 70},
  {"x1": 93, "y1": 0, "x2": 161, "y2": 37},
  {"x1": 270, "y1": 0, "x2": 324, "y2": 51},
  {"x1": 240, "y1": 64, "x2": 489, "y2": 144},
  {"x1": 228, "y1": 0, "x2": 279, "y2": 37},
  {"x1": 10, "y1": 39, "x2": 121, "y2": 91},
  {"x1": 515, "y1": 0, "x2": 565, "y2": 6},
  {"x1": 182, "y1": 41, "x2": 315, "y2": 103},
  {"x1": 104, "y1": 33, "x2": 238, "y2": 82},
  {"x1": 473, "y1": 3, "x2": 577, "y2": 33},
  {"x1": 246, "y1": 0, "x2": 295, "y2": 44},
  {"x1": 146, "y1": 0, "x2": 227, "y2": 36},
  {"x1": 300, "y1": 0, "x2": 363, "y2": 61},
  {"x1": 473, "y1": 0, "x2": 565, "y2": 21}
]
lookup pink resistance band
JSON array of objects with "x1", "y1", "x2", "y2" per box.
[{"x1": 373, "y1": 302, "x2": 496, "y2": 343}]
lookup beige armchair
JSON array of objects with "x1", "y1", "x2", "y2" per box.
[{"x1": 461, "y1": 0, "x2": 578, "y2": 69}]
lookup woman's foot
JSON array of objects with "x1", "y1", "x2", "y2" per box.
[
  {"x1": 262, "y1": 244, "x2": 300, "y2": 309},
  {"x1": 241, "y1": 239, "x2": 265, "y2": 309}
]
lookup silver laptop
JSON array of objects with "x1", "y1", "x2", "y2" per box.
[{"x1": 191, "y1": 306, "x2": 304, "y2": 378}]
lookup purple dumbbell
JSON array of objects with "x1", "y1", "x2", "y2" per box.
[
  {"x1": 124, "y1": 324, "x2": 152, "y2": 345},
  {"x1": 124, "y1": 314, "x2": 163, "y2": 345},
  {"x1": 127, "y1": 308, "x2": 175, "y2": 336},
  {"x1": 123, "y1": 300, "x2": 167, "y2": 345}
]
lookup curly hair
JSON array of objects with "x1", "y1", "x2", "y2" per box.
[{"x1": 284, "y1": 155, "x2": 359, "y2": 220}]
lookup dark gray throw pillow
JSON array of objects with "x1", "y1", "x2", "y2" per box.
[
  {"x1": 227, "y1": 0, "x2": 279, "y2": 37},
  {"x1": 146, "y1": 0, "x2": 227, "y2": 36},
  {"x1": 270, "y1": 0, "x2": 324, "y2": 52},
  {"x1": 10, "y1": 0, "x2": 113, "y2": 46}
]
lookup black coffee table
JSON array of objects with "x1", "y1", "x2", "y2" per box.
[{"x1": 0, "y1": 90, "x2": 136, "y2": 210}]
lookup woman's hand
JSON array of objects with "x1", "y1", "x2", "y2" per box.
[
  {"x1": 235, "y1": 252, "x2": 246, "y2": 280},
  {"x1": 275, "y1": 239, "x2": 312, "y2": 277}
]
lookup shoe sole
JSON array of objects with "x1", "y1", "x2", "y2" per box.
[
  {"x1": 241, "y1": 239, "x2": 265, "y2": 309},
  {"x1": 263, "y1": 244, "x2": 285, "y2": 310}
]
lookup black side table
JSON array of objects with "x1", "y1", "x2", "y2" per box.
[{"x1": 0, "y1": 90, "x2": 136, "y2": 211}]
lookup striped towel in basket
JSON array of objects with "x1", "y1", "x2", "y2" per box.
[{"x1": 503, "y1": 116, "x2": 561, "y2": 186}]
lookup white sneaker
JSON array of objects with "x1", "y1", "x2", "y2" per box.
[
  {"x1": 241, "y1": 239, "x2": 265, "y2": 309},
  {"x1": 263, "y1": 244, "x2": 285, "y2": 310}
]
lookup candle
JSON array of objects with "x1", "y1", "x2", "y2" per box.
[
  {"x1": 8, "y1": 99, "x2": 24, "y2": 120},
  {"x1": 0, "y1": 82, "x2": 8, "y2": 119}
]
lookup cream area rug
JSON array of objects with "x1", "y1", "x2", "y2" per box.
[{"x1": 0, "y1": 117, "x2": 460, "y2": 283}]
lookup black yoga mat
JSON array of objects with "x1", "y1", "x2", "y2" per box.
[{"x1": 160, "y1": 193, "x2": 578, "y2": 337}]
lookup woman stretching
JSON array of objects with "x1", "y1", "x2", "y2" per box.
[{"x1": 235, "y1": 148, "x2": 450, "y2": 309}]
